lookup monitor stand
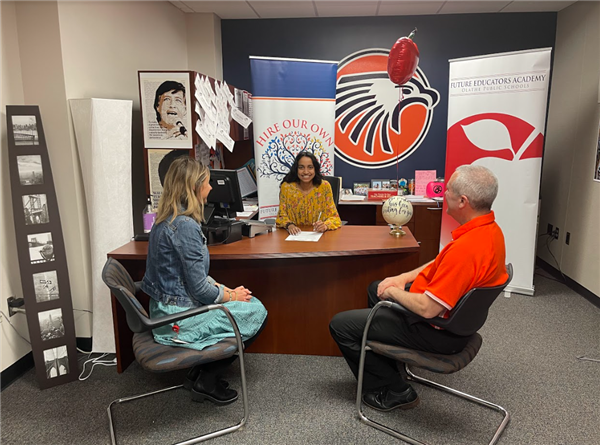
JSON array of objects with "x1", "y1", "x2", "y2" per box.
[{"x1": 202, "y1": 208, "x2": 243, "y2": 245}]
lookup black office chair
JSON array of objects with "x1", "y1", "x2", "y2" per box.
[
  {"x1": 101, "y1": 257, "x2": 249, "y2": 445},
  {"x1": 322, "y1": 175, "x2": 342, "y2": 209},
  {"x1": 357, "y1": 264, "x2": 513, "y2": 445}
]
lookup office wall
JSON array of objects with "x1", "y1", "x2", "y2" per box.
[
  {"x1": 539, "y1": 1, "x2": 600, "y2": 297},
  {"x1": 1, "y1": 1, "x2": 222, "y2": 371},
  {"x1": 13, "y1": 1, "x2": 92, "y2": 344},
  {"x1": 222, "y1": 13, "x2": 557, "y2": 188},
  {"x1": 57, "y1": 1, "x2": 189, "y2": 236},
  {"x1": 1, "y1": 1, "x2": 32, "y2": 372},
  {"x1": 186, "y1": 13, "x2": 223, "y2": 80}
]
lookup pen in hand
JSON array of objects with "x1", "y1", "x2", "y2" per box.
[{"x1": 313, "y1": 212, "x2": 324, "y2": 232}]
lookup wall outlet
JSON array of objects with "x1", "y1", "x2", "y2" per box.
[
  {"x1": 552, "y1": 227, "x2": 559, "y2": 240},
  {"x1": 7, "y1": 296, "x2": 25, "y2": 317}
]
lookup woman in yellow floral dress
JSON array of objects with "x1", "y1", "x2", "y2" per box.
[{"x1": 276, "y1": 152, "x2": 342, "y2": 235}]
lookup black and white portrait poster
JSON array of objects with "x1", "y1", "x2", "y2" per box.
[{"x1": 139, "y1": 72, "x2": 192, "y2": 149}]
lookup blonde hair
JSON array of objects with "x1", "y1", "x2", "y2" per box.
[{"x1": 155, "y1": 157, "x2": 210, "y2": 225}]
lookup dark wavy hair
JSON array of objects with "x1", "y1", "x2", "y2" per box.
[
  {"x1": 154, "y1": 81, "x2": 186, "y2": 123},
  {"x1": 281, "y1": 152, "x2": 323, "y2": 186}
]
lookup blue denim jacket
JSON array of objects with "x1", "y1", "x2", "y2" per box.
[{"x1": 141, "y1": 214, "x2": 224, "y2": 308}]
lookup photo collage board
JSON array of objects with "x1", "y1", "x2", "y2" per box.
[
  {"x1": 6, "y1": 105, "x2": 79, "y2": 390},
  {"x1": 138, "y1": 71, "x2": 253, "y2": 211}
]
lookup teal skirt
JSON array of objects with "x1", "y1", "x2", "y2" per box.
[{"x1": 149, "y1": 297, "x2": 268, "y2": 351}]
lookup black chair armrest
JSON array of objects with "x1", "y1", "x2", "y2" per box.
[
  {"x1": 386, "y1": 300, "x2": 449, "y2": 329},
  {"x1": 139, "y1": 304, "x2": 218, "y2": 330},
  {"x1": 127, "y1": 283, "x2": 241, "y2": 335}
]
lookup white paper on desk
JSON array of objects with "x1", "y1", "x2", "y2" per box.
[
  {"x1": 340, "y1": 194, "x2": 366, "y2": 201},
  {"x1": 286, "y1": 231, "x2": 323, "y2": 242},
  {"x1": 236, "y1": 211, "x2": 254, "y2": 218},
  {"x1": 405, "y1": 195, "x2": 435, "y2": 203}
]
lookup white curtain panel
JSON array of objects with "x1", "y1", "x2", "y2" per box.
[{"x1": 70, "y1": 98, "x2": 133, "y2": 353}]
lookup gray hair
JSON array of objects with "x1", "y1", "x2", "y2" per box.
[{"x1": 450, "y1": 165, "x2": 498, "y2": 211}]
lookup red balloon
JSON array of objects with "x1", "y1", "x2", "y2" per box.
[{"x1": 387, "y1": 29, "x2": 420, "y2": 86}]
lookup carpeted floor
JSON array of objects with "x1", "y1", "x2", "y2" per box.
[{"x1": 1, "y1": 272, "x2": 599, "y2": 445}]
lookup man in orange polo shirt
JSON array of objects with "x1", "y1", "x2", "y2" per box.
[{"x1": 330, "y1": 165, "x2": 508, "y2": 412}]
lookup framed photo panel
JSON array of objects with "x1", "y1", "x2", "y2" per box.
[
  {"x1": 371, "y1": 179, "x2": 384, "y2": 190},
  {"x1": 139, "y1": 72, "x2": 193, "y2": 149},
  {"x1": 353, "y1": 182, "x2": 369, "y2": 196},
  {"x1": 6, "y1": 105, "x2": 78, "y2": 390}
]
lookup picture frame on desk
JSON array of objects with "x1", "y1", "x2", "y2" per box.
[
  {"x1": 139, "y1": 71, "x2": 193, "y2": 150},
  {"x1": 370, "y1": 179, "x2": 384, "y2": 190},
  {"x1": 353, "y1": 182, "x2": 369, "y2": 196}
]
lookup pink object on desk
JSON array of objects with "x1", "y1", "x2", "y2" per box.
[
  {"x1": 414, "y1": 170, "x2": 436, "y2": 196},
  {"x1": 426, "y1": 181, "x2": 445, "y2": 197}
]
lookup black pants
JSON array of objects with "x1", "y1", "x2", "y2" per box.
[{"x1": 329, "y1": 282, "x2": 469, "y2": 391}]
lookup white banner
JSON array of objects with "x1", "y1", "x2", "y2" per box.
[
  {"x1": 250, "y1": 57, "x2": 338, "y2": 220},
  {"x1": 443, "y1": 48, "x2": 552, "y2": 295}
]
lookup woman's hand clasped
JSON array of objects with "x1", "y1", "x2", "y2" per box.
[{"x1": 225, "y1": 285, "x2": 253, "y2": 303}]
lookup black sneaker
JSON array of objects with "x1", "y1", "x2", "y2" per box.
[{"x1": 362, "y1": 385, "x2": 420, "y2": 412}]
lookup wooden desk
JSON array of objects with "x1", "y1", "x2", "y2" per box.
[
  {"x1": 338, "y1": 200, "x2": 442, "y2": 266},
  {"x1": 108, "y1": 226, "x2": 419, "y2": 372}
]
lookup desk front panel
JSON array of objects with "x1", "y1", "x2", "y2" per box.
[{"x1": 209, "y1": 250, "x2": 419, "y2": 356}]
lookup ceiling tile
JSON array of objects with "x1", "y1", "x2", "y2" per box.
[
  {"x1": 170, "y1": 1, "x2": 195, "y2": 13},
  {"x1": 249, "y1": 1, "x2": 317, "y2": 18},
  {"x1": 439, "y1": 1, "x2": 511, "y2": 14},
  {"x1": 501, "y1": 1, "x2": 577, "y2": 13},
  {"x1": 315, "y1": 1, "x2": 379, "y2": 17},
  {"x1": 177, "y1": 1, "x2": 259, "y2": 19},
  {"x1": 377, "y1": 1, "x2": 445, "y2": 16}
]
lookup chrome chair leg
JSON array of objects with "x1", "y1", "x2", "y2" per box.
[
  {"x1": 108, "y1": 306, "x2": 249, "y2": 445},
  {"x1": 577, "y1": 355, "x2": 600, "y2": 363},
  {"x1": 356, "y1": 301, "x2": 510, "y2": 445},
  {"x1": 405, "y1": 364, "x2": 510, "y2": 445}
]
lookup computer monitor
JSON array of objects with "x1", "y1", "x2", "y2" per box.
[{"x1": 205, "y1": 169, "x2": 245, "y2": 223}]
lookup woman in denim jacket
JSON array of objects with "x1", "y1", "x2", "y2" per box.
[{"x1": 142, "y1": 157, "x2": 267, "y2": 406}]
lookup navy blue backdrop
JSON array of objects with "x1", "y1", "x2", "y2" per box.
[{"x1": 222, "y1": 13, "x2": 556, "y2": 188}]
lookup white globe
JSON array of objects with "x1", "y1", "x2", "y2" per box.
[{"x1": 382, "y1": 196, "x2": 413, "y2": 226}]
